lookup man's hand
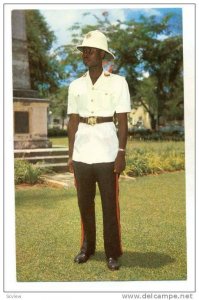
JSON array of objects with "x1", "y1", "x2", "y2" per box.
[
  {"x1": 114, "y1": 151, "x2": 126, "y2": 174},
  {"x1": 67, "y1": 157, "x2": 74, "y2": 173}
]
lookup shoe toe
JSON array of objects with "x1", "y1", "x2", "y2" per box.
[
  {"x1": 74, "y1": 252, "x2": 89, "y2": 264},
  {"x1": 107, "y1": 257, "x2": 120, "y2": 270}
]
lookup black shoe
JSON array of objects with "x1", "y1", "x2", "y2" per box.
[
  {"x1": 107, "y1": 257, "x2": 120, "y2": 271},
  {"x1": 74, "y1": 251, "x2": 92, "y2": 264}
]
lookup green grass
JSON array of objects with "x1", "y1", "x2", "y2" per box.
[
  {"x1": 127, "y1": 139, "x2": 184, "y2": 152},
  {"x1": 49, "y1": 137, "x2": 185, "y2": 151},
  {"x1": 15, "y1": 171, "x2": 186, "y2": 282},
  {"x1": 49, "y1": 137, "x2": 68, "y2": 147}
]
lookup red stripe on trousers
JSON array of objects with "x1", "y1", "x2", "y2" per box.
[
  {"x1": 115, "y1": 174, "x2": 123, "y2": 254},
  {"x1": 74, "y1": 175, "x2": 85, "y2": 248}
]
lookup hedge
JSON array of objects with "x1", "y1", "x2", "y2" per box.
[{"x1": 48, "y1": 128, "x2": 67, "y2": 137}]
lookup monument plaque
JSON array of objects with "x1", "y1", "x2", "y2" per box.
[{"x1": 14, "y1": 111, "x2": 29, "y2": 134}]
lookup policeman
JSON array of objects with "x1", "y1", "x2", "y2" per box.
[{"x1": 67, "y1": 30, "x2": 131, "y2": 270}]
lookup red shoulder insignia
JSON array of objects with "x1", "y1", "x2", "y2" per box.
[{"x1": 104, "y1": 71, "x2": 110, "y2": 77}]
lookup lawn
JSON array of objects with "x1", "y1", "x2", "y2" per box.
[
  {"x1": 15, "y1": 171, "x2": 186, "y2": 282},
  {"x1": 49, "y1": 136, "x2": 68, "y2": 147},
  {"x1": 49, "y1": 136, "x2": 185, "y2": 152}
]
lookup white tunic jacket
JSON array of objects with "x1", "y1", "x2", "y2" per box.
[{"x1": 67, "y1": 71, "x2": 131, "y2": 164}]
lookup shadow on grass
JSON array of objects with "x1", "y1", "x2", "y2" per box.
[{"x1": 92, "y1": 251, "x2": 175, "y2": 269}]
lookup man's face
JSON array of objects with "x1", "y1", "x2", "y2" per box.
[{"x1": 82, "y1": 47, "x2": 104, "y2": 68}]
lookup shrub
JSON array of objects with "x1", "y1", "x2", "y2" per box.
[
  {"x1": 125, "y1": 143, "x2": 185, "y2": 177},
  {"x1": 14, "y1": 160, "x2": 43, "y2": 185},
  {"x1": 48, "y1": 127, "x2": 67, "y2": 137}
]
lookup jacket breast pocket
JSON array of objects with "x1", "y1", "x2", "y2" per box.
[
  {"x1": 75, "y1": 90, "x2": 88, "y2": 111},
  {"x1": 95, "y1": 90, "x2": 114, "y2": 110}
]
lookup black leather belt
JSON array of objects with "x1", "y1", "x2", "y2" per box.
[{"x1": 79, "y1": 116, "x2": 113, "y2": 126}]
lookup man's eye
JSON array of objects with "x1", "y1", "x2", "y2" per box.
[{"x1": 83, "y1": 49, "x2": 91, "y2": 54}]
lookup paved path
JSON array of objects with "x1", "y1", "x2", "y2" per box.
[
  {"x1": 43, "y1": 172, "x2": 75, "y2": 188},
  {"x1": 43, "y1": 172, "x2": 135, "y2": 189}
]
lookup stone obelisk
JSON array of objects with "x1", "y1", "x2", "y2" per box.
[{"x1": 12, "y1": 10, "x2": 51, "y2": 149}]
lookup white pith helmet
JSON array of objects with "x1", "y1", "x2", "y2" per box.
[{"x1": 77, "y1": 30, "x2": 115, "y2": 60}]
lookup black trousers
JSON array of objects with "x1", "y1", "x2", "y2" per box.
[{"x1": 73, "y1": 161, "x2": 123, "y2": 259}]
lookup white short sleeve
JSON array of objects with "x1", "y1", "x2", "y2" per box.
[
  {"x1": 67, "y1": 83, "x2": 78, "y2": 114},
  {"x1": 114, "y1": 77, "x2": 131, "y2": 113}
]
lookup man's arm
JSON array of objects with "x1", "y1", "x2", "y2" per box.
[
  {"x1": 114, "y1": 113, "x2": 128, "y2": 174},
  {"x1": 67, "y1": 113, "x2": 79, "y2": 173}
]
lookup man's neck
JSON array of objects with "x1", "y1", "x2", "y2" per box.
[{"x1": 89, "y1": 66, "x2": 103, "y2": 85}]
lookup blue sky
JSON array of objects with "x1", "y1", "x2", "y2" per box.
[{"x1": 40, "y1": 7, "x2": 182, "y2": 50}]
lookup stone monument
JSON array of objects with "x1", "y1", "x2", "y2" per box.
[{"x1": 12, "y1": 10, "x2": 51, "y2": 149}]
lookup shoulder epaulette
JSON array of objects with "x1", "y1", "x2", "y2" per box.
[{"x1": 104, "y1": 71, "x2": 110, "y2": 77}]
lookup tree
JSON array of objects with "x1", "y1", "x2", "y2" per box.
[
  {"x1": 25, "y1": 10, "x2": 65, "y2": 96},
  {"x1": 49, "y1": 87, "x2": 68, "y2": 129},
  {"x1": 141, "y1": 31, "x2": 183, "y2": 127},
  {"x1": 56, "y1": 11, "x2": 183, "y2": 127},
  {"x1": 134, "y1": 76, "x2": 158, "y2": 129}
]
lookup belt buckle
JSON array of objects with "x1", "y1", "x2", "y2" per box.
[{"x1": 88, "y1": 116, "x2": 97, "y2": 126}]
